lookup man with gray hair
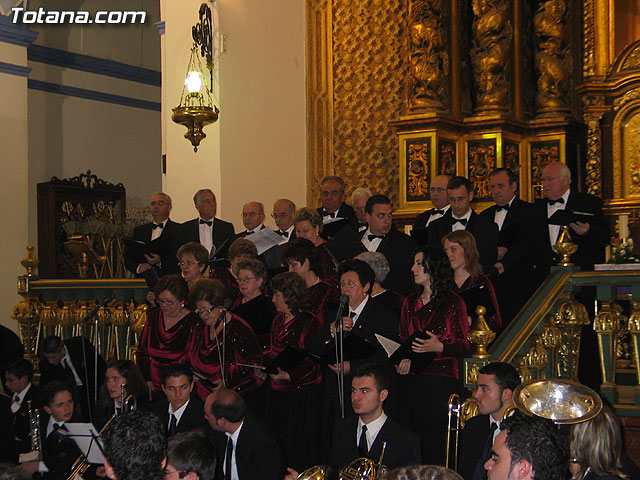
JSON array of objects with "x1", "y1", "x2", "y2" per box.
[
  {"x1": 352, "y1": 187, "x2": 372, "y2": 232},
  {"x1": 272, "y1": 199, "x2": 297, "y2": 244},
  {"x1": 180, "y1": 189, "x2": 235, "y2": 258},
  {"x1": 124, "y1": 192, "x2": 181, "y2": 279},
  {"x1": 316, "y1": 175, "x2": 358, "y2": 239},
  {"x1": 236, "y1": 201, "x2": 267, "y2": 238}
]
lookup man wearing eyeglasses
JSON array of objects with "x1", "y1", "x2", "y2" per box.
[
  {"x1": 124, "y1": 192, "x2": 181, "y2": 279},
  {"x1": 235, "y1": 202, "x2": 267, "y2": 239},
  {"x1": 165, "y1": 430, "x2": 217, "y2": 480},
  {"x1": 272, "y1": 199, "x2": 297, "y2": 244}
]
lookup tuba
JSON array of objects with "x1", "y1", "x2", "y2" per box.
[{"x1": 297, "y1": 442, "x2": 387, "y2": 480}]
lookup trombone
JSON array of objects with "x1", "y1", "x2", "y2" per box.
[{"x1": 445, "y1": 393, "x2": 461, "y2": 471}]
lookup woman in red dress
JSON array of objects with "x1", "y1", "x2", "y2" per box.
[
  {"x1": 187, "y1": 278, "x2": 263, "y2": 402},
  {"x1": 292, "y1": 207, "x2": 336, "y2": 281},
  {"x1": 136, "y1": 274, "x2": 200, "y2": 396},
  {"x1": 210, "y1": 238, "x2": 258, "y2": 302},
  {"x1": 396, "y1": 245, "x2": 470, "y2": 465}
]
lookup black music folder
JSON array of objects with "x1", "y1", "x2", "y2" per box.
[
  {"x1": 458, "y1": 283, "x2": 496, "y2": 318},
  {"x1": 547, "y1": 209, "x2": 596, "y2": 226},
  {"x1": 319, "y1": 333, "x2": 379, "y2": 365},
  {"x1": 324, "y1": 225, "x2": 367, "y2": 263},
  {"x1": 387, "y1": 331, "x2": 436, "y2": 374},
  {"x1": 410, "y1": 227, "x2": 429, "y2": 246},
  {"x1": 123, "y1": 235, "x2": 174, "y2": 259},
  {"x1": 321, "y1": 218, "x2": 351, "y2": 240},
  {"x1": 264, "y1": 346, "x2": 321, "y2": 375}
]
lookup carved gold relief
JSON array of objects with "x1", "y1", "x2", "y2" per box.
[
  {"x1": 582, "y1": 0, "x2": 595, "y2": 77},
  {"x1": 621, "y1": 43, "x2": 640, "y2": 71},
  {"x1": 467, "y1": 140, "x2": 496, "y2": 199},
  {"x1": 408, "y1": 142, "x2": 430, "y2": 199},
  {"x1": 625, "y1": 114, "x2": 640, "y2": 196},
  {"x1": 612, "y1": 89, "x2": 640, "y2": 198},
  {"x1": 438, "y1": 140, "x2": 457, "y2": 176},
  {"x1": 534, "y1": 0, "x2": 571, "y2": 113},
  {"x1": 408, "y1": 0, "x2": 449, "y2": 111},
  {"x1": 471, "y1": 0, "x2": 512, "y2": 113},
  {"x1": 530, "y1": 142, "x2": 560, "y2": 199},
  {"x1": 503, "y1": 142, "x2": 520, "y2": 174}
]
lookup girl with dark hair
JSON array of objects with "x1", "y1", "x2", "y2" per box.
[
  {"x1": 187, "y1": 278, "x2": 263, "y2": 402},
  {"x1": 443, "y1": 230, "x2": 502, "y2": 332},
  {"x1": 136, "y1": 274, "x2": 200, "y2": 396},
  {"x1": 95, "y1": 359, "x2": 148, "y2": 429},
  {"x1": 395, "y1": 246, "x2": 470, "y2": 466},
  {"x1": 264, "y1": 272, "x2": 323, "y2": 471}
]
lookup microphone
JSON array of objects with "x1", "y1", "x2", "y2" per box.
[
  {"x1": 86, "y1": 297, "x2": 112, "y2": 318},
  {"x1": 339, "y1": 294, "x2": 349, "y2": 308}
]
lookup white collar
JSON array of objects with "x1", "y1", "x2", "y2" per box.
[
  {"x1": 15, "y1": 382, "x2": 32, "y2": 402},
  {"x1": 452, "y1": 208, "x2": 472, "y2": 221},
  {"x1": 349, "y1": 295, "x2": 369, "y2": 319},
  {"x1": 226, "y1": 419, "x2": 244, "y2": 443},
  {"x1": 168, "y1": 398, "x2": 190, "y2": 423}
]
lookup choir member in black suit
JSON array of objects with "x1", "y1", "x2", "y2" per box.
[
  {"x1": 235, "y1": 202, "x2": 267, "y2": 238},
  {"x1": 310, "y1": 259, "x2": 399, "y2": 418},
  {"x1": 396, "y1": 246, "x2": 470, "y2": 465},
  {"x1": 136, "y1": 275, "x2": 199, "y2": 395},
  {"x1": 179, "y1": 189, "x2": 235, "y2": 257},
  {"x1": 0, "y1": 394, "x2": 16, "y2": 463},
  {"x1": 151, "y1": 364, "x2": 208, "y2": 437},
  {"x1": 95, "y1": 359, "x2": 149, "y2": 430},
  {"x1": 359, "y1": 195, "x2": 417, "y2": 296},
  {"x1": 187, "y1": 279, "x2": 263, "y2": 402},
  {"x1": 166, "y1": 430, "x2": 218, "y2": 480},
  {"x1": 264, "y1": 272, "x2": 324, "y2": 471},
  {"x1": 427, "y1": 177, "x2": 499, "y2": 275},
  {"x1": 39, "y1": 335, "x2": 106, "y2": 423},
  {"x1": 443, "y1": 230, "x2": 502, "y2": 332},
  {"x1": 6, "y1": 359, "x2": 42, "y2": 456},
  {"x1": 272, "y1": 199, "x2": 297, "y2": 242},
  {"x1": 282, "y1": 238, "x2": 339, "y2": 327},
  {"x1": 124, "y1": 192, "x2": 181, "y2": 279},
  {"x1": 352, "y1": 187, "x2": 372, "y2": 233},
  {"x1": 293, "y1": 208, "x2": 337, "y2": 281},
  {"x1": 231, "y1": 258, "x2": 276, "y2": 352},
  {"x1": 210, "y1": 238, "x2": 258, "y2": 303},
  {"x1": 413, "y1": 174, "x2": 451, "y2": 232},
  {"x1": 458, "y1": 362, "x2": 520, "y2": 480},
  {"x1": 205, "y1": 389, "x2": 283, "y2": 480},
  {"x1": 0, "y1": 324, "x2": 24, "y2": 386},
  {"x1": 20, "y1": 381, "x2": 83, "y2": 479},
  {"x1": 102, "y1": 410, "x2": 167, "y2": 480},
  {"x1": 316, "y1": 176, "x2": 358, "y2": 240},
  {"x1": 479, "y1": 169, "x2": 537, "y2": 326},
  {"x1": 355, "y1": 252, "x2": 405, "y2": 315}
]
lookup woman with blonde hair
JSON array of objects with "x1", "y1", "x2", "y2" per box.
[{"x1": 442, "y1": 230, "x2": 501, "y2": 332}]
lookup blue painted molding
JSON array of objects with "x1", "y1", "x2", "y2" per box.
[
  {"x1": 0, "y1": 15, "x2": 38, "y2": 47},
  {"x1": 28, "y1": 79, "x2": 161, "y2": 111},
  {"x1": 0, "y1": 60, "x2": 31, "y2": 77},
  {"x1": 28, "y1": 45, "x2": 161, "y2": 87},
  {"x1": 155, "y1": 21, "x2": 165, "y2": 35}
]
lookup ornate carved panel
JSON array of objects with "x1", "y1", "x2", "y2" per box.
[
  {"x1": 530, "y1": 140, "x2": 561, "y2": 199},
  {"x1": 466, "y1": 139, "x2": 496, "y2": 201},
  {"x1": 503, "y1": 141, "x2": 520, "y2": 173},
  {"x1": 438, "y1": 139, "x2": 457, "y2": 176},
  {"x1": 406, "y1": 138, "x2": 432, "y2": 202}
]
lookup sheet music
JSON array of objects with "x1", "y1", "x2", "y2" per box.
[
  {"x1": 60, "y1": 423, "x2": 105, "y2": 464},
  {"x1": 375, "y1": 334, "x2": 401, "y2": 358},
  {"x1": 246, "y1": 228, "x2": 283, "y2": 255},
  {"x1": 322, "y1": 215, "x2": 346, "y2": 225}
]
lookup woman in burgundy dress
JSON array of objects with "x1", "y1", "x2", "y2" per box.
[
  {"x1": 136, "y1": 274, "x2": 200, "y2": 396},
  {"x1": 443, "y1": 230, "x2": 502, "y2": 332},
  {"x1": 187, "y1": 278, "x2": 263, "y2": 403},
  {"x1": 395, "y1": 246, "x2": 470, "y2": 465},
  {"x1": 292, "y1": 207, "x2": 336, "y2": 281},
  {"x1": 282, "y1": 237, "x2": 339, "y2": 327},
  {"x1": 210, "y1": 238, "x2": 258, "y2": 302},
  {"x1": 264, "y1": 272, "x2": 324, "y2": 471},
  {"x1": 231, "y1": 258, "x2": 276, "y2": 352}
]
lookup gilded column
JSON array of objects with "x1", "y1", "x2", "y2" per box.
[{"x1": 594, "y1": 300, "x2": 622, "y2": 404}]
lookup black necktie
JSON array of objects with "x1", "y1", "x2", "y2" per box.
[
  {"x1": 152, "y1": 223, "x2": 163, "y2": 230},
  {"x1": 358, "y1": 424, "x2": 368, "y2": 458},
  {"x1": 472, "y1": 422, "x2": 499, "y2": 480},
  {"x1": 548, "y1": 198, "x2": 565, "y2": 206},
  {"x1": 12, "y1": 394, "x2": 19, "y2": 405},
  {"x1": 367, "y1": 234, "x2": 384, "y2": 241},
  {"x1": 168, "y1": 414, "x2": 177, "y2": 436},
  {"x1": 278, "y1": 230, "x2": 289, "y2": 237},
  {"x1": 323, "y1": 210, "x2": 336, "y2": 218},
  {"x1": 200, "y1": 219, "x2": 213, "y2": 226},
  {"x1": 225, "y1": 438, "x2": 233, "y2": 480},
  {"x1": 433, "y1": 209, "x2": 445, "y2": 215},
  {"x1": 452, "y1": 218, "x2": 468, "y2": 227},
  {"x1": 496, "y1": 204, "x2": 509, "y2": 212},
  {"x1": 349, "y1": 311, "x2": 356, "y2": 319}
]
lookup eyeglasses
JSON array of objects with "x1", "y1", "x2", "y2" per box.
[
  {"x1": 541, "y1": 175, "x2": 565, "y2": 182},
  {"x1": 339, "y1": 280, "x2": 360, "y2": 288},
  {"x1": 178, "y1": 260, "x2": 200, "y2": 267},
  {"x1": 242, "y1": 212, "x2": 259, "y2": 217},
  {"x1": 237, "y1": 276, "x2": 257, "y2": 283},
  {"x1": 150, "y1": 200, "x2": 168, "y2": 206},
  {"x1": 164, "y1": 469, "x2": 189, "y2": 477},
  {"x1": 195, "y1": 306, "x2": 216, "y2": 315},
  {"x1": 157, "y1": 298, "x2": 177, "y2": 306},
  {"x1": 271, "y1": 212, "x2": 290, "y2": 219}
]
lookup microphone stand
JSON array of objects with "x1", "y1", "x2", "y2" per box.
[
  {"x1": 211, "y1": 307, "x2": 228, "y2": 389},
  {"x1": 333, "y1": 295, "x2": 348, "y2": 419}
]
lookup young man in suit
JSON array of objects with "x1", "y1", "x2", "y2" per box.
[
  {"x1": 427, "y1": 176, "x2": 498, "y2": 274},
  {"x1": 458, "y1": 362, "x2": 521, "y2": 480},
  {"x1": 204, "y1": 389, "x2": 282, "y2": 480},
  {"x1": 360, "y1": 194, "x2": 416, "y2": 296},
  {"x1": 316, "y1": 176, "x2": 358, "y2": 239},
  {"x1": 180, "y1": 189, "x2": 236, "y2": 258},
  {"x1": 479, "y1": 169, "x2": 537, "y2": 326},
  {"x1": 39, "y1": 335, "x2": 106, "y2": 423},
  {"x1": 413, "y1": 174, "x2": 451, "y2": 232},
  {"x1": 6, "y1": 359, "x2": 42, "y2": 455},
  {"x1": 123, "y1": 192, "x2": 181, "y2": 279},
  {"x1": 151, "y1": 364, "x2": 207, "y2": 437}
]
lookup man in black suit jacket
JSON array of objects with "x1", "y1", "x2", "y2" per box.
[
  {"x1": 272, "y1": 199, "x2": 297, "y2": 243},
  {"x1": 0, "y1": 395, "x2": 16, "y2": 463},
  {"x1": 0, "y1": 324, "x2": 24, "y2": 385},
  {"x1": 39, "y1": 335, "x2": 106, "y2": 423},
  {"x1": 316, "y1": 176, "x2": 358, "y2": 239},
  {"x1": 428, "y1": 176, "x2": 498, "y2": 274},
  {"x1": 151, "y1": 364, "x2": 207, "y2": 436},
  {"x1": 458, "y1": 362, "x2": 521, "y2": 480},
  {"x1": 413, "y1": 174, "x2": 451, "y2": 239},
  {"x1": 205, "y1": 389, "x2": 282, "y2": 480},
  {"x1": 479, "y1": 169, "x2": 537, "y2": 326},
  {"x1": 180, "y1": 189, "x2": 236, "y2": 258},
  {"x1": 234, "y1": 202, "x2": 268, "y2": 239},
  {"x1": 124, "y1": 192, "x2": 181, "y2": 279},
  {"x1": 352, "y1": 187, "x2": 372, "y2": 233},
  {"x1": 6, "y1": 359, "x2": 42, "y2": 455},
  {"x1": 360, "y1": 194, "x2": 417, "y2": 296},
  {"x1": 329, "y1": 364, "x2": 420, "y2": 471}
]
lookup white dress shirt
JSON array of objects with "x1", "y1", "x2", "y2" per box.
[
  {"x1": 356, "y1": 411, "x2": 388, "y2": 451},
  {"x1": 547, "y1": 189, "x2": 571, "y2": 246},
  {"x1": 11, "y1": 383, "x2": 32, "y2": 414},
  {"x1": 224, "y1": 421, "x2": 244, "y2": 480},
  {"x1": 427, "y1": 204, "x2": 450, "y2": 227},
  {"x1": 198, "y1": 218, "x2": 214, "y2": 253},
  {"x1": 361, "y1": 228, "x2": 384, "y2": 252},
  {"x1": 493, "y1": 196, "x2": 516, "y2": 231},
  {"x1": 451, "y1": 209, "x2": 472, "y2": 232},
  {"x1": 168, "y1": 399, "x2": 190, "y2": 430}
]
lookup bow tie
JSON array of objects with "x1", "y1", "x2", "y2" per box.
[
  {"x1": 199, "y1": 219, "x2": 213, "y2": 226},
  {"x1": 367, "y1": 234, "x2": 385, "y2": 241},
  {"x1": 432, "y1": 209, "x2": 445, "y2": 216},
  {"x1": 245, "y1": 230, "x2": 255, "y2": 235},
  {"x1": 452, "y1": 218, "x2": 468, "y2": 226},
  {"x1": 323, "y1": 210, "x2": 336, "y2": 218},
  {"x1": 152, "y1": 223, "x2": 163, "y2": 230},
  {"x1": 277, "y1": 230, "x2": 289, "y2": 237},
  {"x1": 548, "y1": 198, "x2": 565, "y2": 206},
  {"x1": 495, "y1": 204, "x2": 509, "y2": 212}
]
